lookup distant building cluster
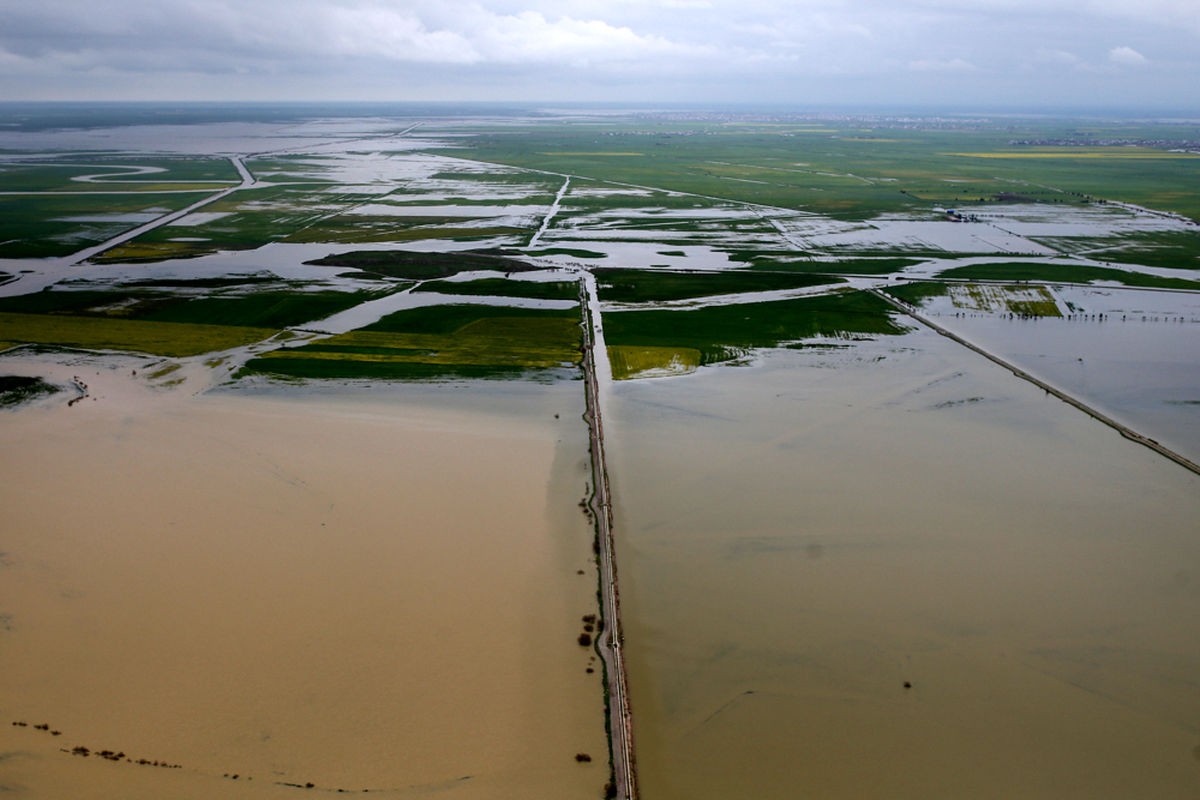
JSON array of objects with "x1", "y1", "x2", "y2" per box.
[
  {"x1": 627, "y1": 110, "x2": 1013, "y2": 131},
  {"x1": 1009, "y1": 138, "x2": 1200, "y2": 154}
]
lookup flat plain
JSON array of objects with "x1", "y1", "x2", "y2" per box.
[{"x1": 1, "y1": 104, "x2": 1198, "y2": 799}]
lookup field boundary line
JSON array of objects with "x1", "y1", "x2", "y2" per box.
[{"x1": 871, "y1": 288, "x2": 1200, "y2": 477}]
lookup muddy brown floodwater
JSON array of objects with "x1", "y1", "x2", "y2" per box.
[
  {"x1": 607, "y1": 326, "x2": 1200, "y2": 799},
  {"x1": 0, "y1": 372, "x2": 605, "y2": 798}
]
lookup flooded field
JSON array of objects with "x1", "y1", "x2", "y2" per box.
[
  {"x1": 914, "y1": 286, "x2": 1200, "y2": 463},
  {"x1": 2, "y1": 105, "x2": 1199, "y2": 799},
  {"x1": 607, "y1": 329, "x2": 1200, "y2": 799},
  {"x1": 0, "y1": 371, "x2": 606, "y2": 798}
]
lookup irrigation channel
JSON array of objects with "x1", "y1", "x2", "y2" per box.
[
  {"x1": 25, "y1": 122, "x2": 429, "y2": 274},
  {"x1": 66, "y1": 155, "x2": 257, "y2": 266},
  {"x1": 871, "y1": 288, "x2": 1200, "y2": 477},
  {"x1": 579, "y1": 277, "x2": 638, "y2": 800}
]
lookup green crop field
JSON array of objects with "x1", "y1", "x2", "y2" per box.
[
  {"x1": 93, "y1": 186, "x2": 379, "y2": 261},
  {"x1": 0, "y1": 284, "x2": 388, "y2": 359},
  {"x1": 3, "y1": 108, "x2": 1198, "y2": 387},
  {"x1": 416, "y1": 278, "x2": 580, "y2": 300},
  {"x1": 886, "y1": 282, "x2": 950, "y2": 305},
  {"x1": 0, "y1": 156, "x2": 239, "y2": 192},
  {"x1": 437, "y1": 121, "x2": 1200, "y2": 223},
  {"x1": 305, "y1": 249, "x2": 539, "y2": 280},
  {"x1": 936, "y1": 262, "x2": 1200, "y2": 289},
  {"x1": 593, "y1": 268, "x2": 840, "y2": 302},
  {"x1": 0, "y1": 193, "x2": 199, "y2": 258},
  {"x1": 242, "y1": 303, "x2": 582, "y2": 380},
  {"x1": 741, "y1": 255, "x2": 923, "y2": 274},
  {"x1": 0, "y1": 312, "x2": 278, "y2": 357},
  {"x1": 0, "y1": 286, "x2": 388, "y2": 329},
  {"x1": 1037, "y1": 230, "x2": 1200, "y2": 271},
  {"x1": 285, "y1": 221, "x2": 527, "y2": 246},
  {"x1": 603, "y1": 290, "x2": 908, "y2": 367}
]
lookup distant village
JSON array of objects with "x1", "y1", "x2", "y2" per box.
[{"x1": 1010, "y1": 138, "x2": 1200, "y2": 154}]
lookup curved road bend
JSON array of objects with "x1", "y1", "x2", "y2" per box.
[
  {"x1": 871, "y1": 288, "x2": 1200, "y2": 477},
  {"x1": 67, "y1": 155, "x2": 257, "y2": 266},
  {"x1": 579, "y1": 277, "x2": 638, "y2": 800},
  {"x1": 69, "y1": 121, "x2": 427, "y2": 267}
]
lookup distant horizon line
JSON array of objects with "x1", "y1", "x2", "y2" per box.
[{"x1": 1, "y1": 99, "x2": 1198, "y2": 121}]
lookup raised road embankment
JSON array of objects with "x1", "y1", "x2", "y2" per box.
[{"x1": 579, "y1": 277, "x2": 638, "y2": 800}]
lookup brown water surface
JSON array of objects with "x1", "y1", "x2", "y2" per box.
[
  {"x1": 608, "y1": 329, "x2": 1200, "y2": 799},
  {"x1": 0, "y1": 370, "x2": 605, "y2": 798}
]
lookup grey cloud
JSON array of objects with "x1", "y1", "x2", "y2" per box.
[
  {"x1": 1108, "y1": 46, "x2": 1148, "y2": 67},
  {"x1": 0, "y1": 0, "x2": 1195, "y2": 108}
]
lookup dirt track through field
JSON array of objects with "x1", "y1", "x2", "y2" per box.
[{"x1": 579, "y1": 274, "x2": 639, "y2": 800}]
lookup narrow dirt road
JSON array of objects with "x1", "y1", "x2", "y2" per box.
[
  {"x1": 579, "y1": 275, "x2": 638, "y2": 800},
  {"x1": 67, "y1": 155, "x2": 255, "y2": 265},
  {"x1": 528, "y1": 176, "x2": 571, "y2": 249}
]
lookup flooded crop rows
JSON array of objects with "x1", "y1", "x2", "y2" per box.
[{"x1": 2, "y1": 107, "x2": 1199, "y2": 799}]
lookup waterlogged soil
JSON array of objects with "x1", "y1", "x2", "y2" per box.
[
  {"x1": 0, "y1": 378, "x2": 606, "y2": 798},
  {"x1": 607, "y1": 329, "x2": 1200, "y2": 799},
  {"x1": 931, "y1": 316, "x2": 1200, "y2": 464},
  {"x1": 918, "y1": 286, "x2": 1200, "y2": 463}
]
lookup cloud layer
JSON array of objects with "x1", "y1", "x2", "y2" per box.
[{"x1": 0, "y1": 0, "x2": 1196, "y2": 109}]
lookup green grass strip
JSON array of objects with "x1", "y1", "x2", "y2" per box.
[
  {"x1": 603, "y1": 290, "x2": 907, "y2": 365},
  {"x1": 416, "y1": 278, "x2": 580, "y2": 300},
  {"x1": 592, "y1": 268, "x2": 840, "y2": 303},
  {"x1": 936, "y1": 262, "x2": 1199, "y2": 289}
]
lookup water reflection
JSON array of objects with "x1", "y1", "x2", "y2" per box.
[
  {"x1": 924, "y1": 286, "x2": 1200, "y2": 463},
  {"x1": 607, "y1": 328, "x2": 1200, "y2": 799}
]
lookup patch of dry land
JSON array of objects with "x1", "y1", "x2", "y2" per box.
[{"x1": 0, "y1": 363, "x2": 605, "y2": 798}]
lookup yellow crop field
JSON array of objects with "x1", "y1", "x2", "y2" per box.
[
  {"x1": 945, "y1": 150, "x2": 1200, "y2": 160},
  {"x1": 95, "y1": 240, "x2": 203, "y2": 261},
  {"x1": 0, "y1": 312, "x2": 278, "y2": 356},
  {"x1": 608, "y1": 345, "x2": 701, "y2": 380}
]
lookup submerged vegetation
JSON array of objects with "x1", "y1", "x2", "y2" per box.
[
  {"x1": 241, "y1": 304, "x2": 582, "y2": 380},
  {"x1": 886, "y1": 282, "x2": 949, "y2": 305},
  {"x1": 305, "y1": 249, "x2": 539, "y2": 280},
  {"x1": 0, "y1": 374, "x2": 59, "y2": 407},
  {"x1": 0, "y1": 286, "x2": 387, "y2": 356},
  {"x1": 0, "y1": 312, "x2": 277, "y2": 357},
  {"x1": 603, "y1": 290, "x2": 908, "y2": 369},
  {"x1": 935, "y1": 262, "x2": 1200, "y2": 290},
  {"x1": 888, "y1": 281, "x2": 1064, "y2": 317},
  {"x1": 441, "y1": 125, "x2": 1200, "y2": 222},
  {"x1": 742, "y1": 256, "x2": 922, "y2": 274},
  {"x1": 415, "y1": 278, "x2": 580, "y2": 300},
  {"x1": 2, "y1": 109, "x2": 1197, "y2": 383},
  {"x1": 0, "y1": 193, "x2": 199, "y2": 259},
  {"x1": 593, "y1": 268, "x2": 840, "y2": 303},
  {"x1": 1, "y1": 105, "x2": 1199, "y2": 800},
  {"x1": 608, "y1": 345, "x2": 702, "y2": 380}
]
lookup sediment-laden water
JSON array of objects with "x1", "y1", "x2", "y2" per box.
[
  {"x1": 607, "y1": 327, "x2": 1200, "y2": 799},
  {"x1": 0, "y1": 375, "x2": 606, "y2": 798}
]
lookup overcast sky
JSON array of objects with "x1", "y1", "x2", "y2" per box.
[{"x1": 2, "y1": 0, "x2": 1198, "y2": 111}]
